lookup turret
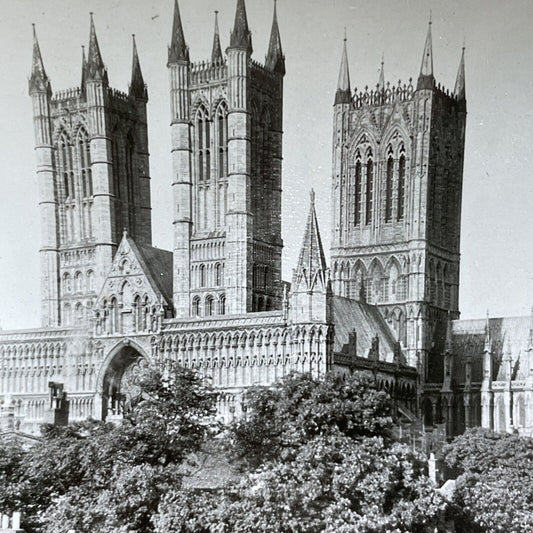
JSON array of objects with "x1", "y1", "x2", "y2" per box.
[
  {"x1": 334, "y1": 34, "x2": 351, "y2": 105},
  {"x1": 481, "y1": 311, "x2": 494, "y2": 429},
  {"x1": 454, "y1": 45, "x2": 466, "y2": 114},
  {"x1": 80, "y1": 45, "x2": 87, "y2": 96},
  {"x1": 377, "y1": 54, "x2": 385, "y2": 91},
  {"x1": 168, "y1": 0, "x2": 192, "y2": 317},
  {"x1": 29, "y1": 25, "x2": 58, "y2": 326},
  {"x1": 211, "y1": 11, "x2": 223, "y2": 64},
  {"x1": 417, "y1": 20, "x2": 434, "y2": 90},
  {"x1": 290, "y1": 190, "x2": 331, "y2": 323},
  {"x1": 85, "y1": 14, "x2": 114, "y2": 291},
  {"x1": 265, "y1": 0, "x2": 285, "y2": 75},
  {"x1": 225, "y1": 0, "x2": 254, "y2": 313}
]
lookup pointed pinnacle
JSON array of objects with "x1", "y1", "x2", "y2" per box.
[
  {"x1": 266, "y1": 0, "x2": 285, "y2": 74},
  {"x1": 168, "y1": 0, "x2": 189, "y2": 64},
  {"x1": 229, "y1": 0, "x2": 252, "y2": 53},
  {"x1": 87, "y1": 13, "x2": 108, "y2": 83},
  {"x1": 130, "y1": 34, "x2": 147, "y2": 99},
  {"x1": 29, "y1": 24, "x2": 50, "y2": 94},
  {"x1": 417, "y1": 20, "x2": 434, "y2": 89},
  {"x1": 378, "y1": 53, "x2": 385, "y2": 90},
  {"x1": 454, "y1": 45, "x2": 466, "y2": 100},
  {"x1": 211, "y1": 10, "x2": 223, "y2": 64},
  {"x1": 335, "y1": 34, "x2": 351, "y2": 105}
]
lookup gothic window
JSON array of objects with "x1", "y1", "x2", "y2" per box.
[
  {"x1": 63, "y1": 303, "x2": 71, "y2": 326},
  {"x1": 354, "y1": 158, "x2": 362, "y2": 226},
  {"x1": 111, "y1": 297, "x2": 119, "y2": 333},
  {"x1": 365, "y1": 154, "x2": 374, "y2": 225},
  {"x1": 196, "y1": 107, "x2": 210, "y2": 182},
  {"x1": 219, "y1": 294, "x2": 226, "y2": 315},
  {"x1": 77, "y1": 128, "x2": 92, "y2": 198},
  {"x1": 74, "y1": 271, "x2": 82, "y2": 293},
  {"x1": 126, "y1": 133, "x2": 135, "y2": 206},
  {"x1": 63, "y1": 273, "x2": 72, "y2": 293},
  {"x1": 199, "y1": 264, "x2": 206, "y2": 288},
  {"x1": 216, "y1": 103, "x2": 228, "y2": 179},
  {"x1": 385, "y1": 155, "x2": 394, "y2": 222},
  {"x1": 192, "y1": 296, "x2": 201, "y2": 317},
  {"x1": 58, "y1": 133, "x2": 72, "y2": 199},
  {"x1": 74, "y1": 303, "x2": 84, "y2": 325},
  {"x1": 206, "y1": 296, "x2": 215, "y2": 317},
  {"x1": 111, "y1": 133, "x2": 121, "y2": 199},
  {"x1": 397, "y1": 152, "x2": 406, "y2": 220},
  {"x1": 86, "y1": 270, "x2": 94, "y2": 292},
  {"x1": 215, "y1": 263, "x2": 222, "y2": 286}
]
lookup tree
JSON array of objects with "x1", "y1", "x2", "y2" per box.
[
  {"x1": 229, "y1": 372, "x2": 393, "y2": 468},
  {"x1": 2, "y1": 363, "x2": 218, "y2": 533},
  {"x1": 443, "y1": 428, "x2": 533, "y2": 533}
]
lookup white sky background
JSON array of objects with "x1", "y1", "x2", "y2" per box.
[{"x1": 0, "y1": 0, "x2": 532, "y2": 330}]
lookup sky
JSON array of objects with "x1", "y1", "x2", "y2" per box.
[{"x1": 0, "y1": 0, "x2": 533, "y2": 330}]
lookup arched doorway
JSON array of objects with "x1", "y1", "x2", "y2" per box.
[{"x1": 99, "y1": 343, "x2": 148, "y2": 420}]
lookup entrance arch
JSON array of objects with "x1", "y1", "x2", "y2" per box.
[{"x1": 96, "y1": 340, "x2": 149, "y2": 420}]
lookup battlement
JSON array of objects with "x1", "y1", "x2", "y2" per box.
[
  {"x1": 250, "y1": 59, "x2": 277, "y2": 80},
  {"x1": 351, "y1": 79, "x2": 459, "y2": 109},
  {"x1": 51, "y1": 87, "x2": 82, "y2": 102},
  {"x1": 190, "y1": 59, "x2": 227, "y2": 85}
]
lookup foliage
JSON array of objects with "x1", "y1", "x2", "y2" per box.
[
  {"x1": 443, "y1": 427, "x2": 533, "y2": 533},
  {"x1": 0, "y1": 363, "x2": 218, "y2": 533},
  {"x1": 229, "y1": 372, "x2": 393, "y2": 468}
]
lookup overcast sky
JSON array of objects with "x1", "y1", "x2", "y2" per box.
[{"x1": 0, "y1": 0, "x2": 532, "y2": 330}]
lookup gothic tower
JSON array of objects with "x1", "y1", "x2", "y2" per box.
[
  {"x1": 169, "y1": 0, "x2": 285, "y2": 318},
  {"x1": 29, "y1": 18, "x2": 152, "y2": 328},
  {"x1": 330, "y1": 24, "x2": 467, "y2": 382}
]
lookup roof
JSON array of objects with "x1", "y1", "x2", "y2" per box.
[
  {"x1": 135, "y1": 241, "x2": 174, "y2": 306},
  {"x1": 332, "y1": 296, "x2": 404, "y2": 364},
  {"x1": 451, "y1": 315, "x2": 532, "y2": 382}
]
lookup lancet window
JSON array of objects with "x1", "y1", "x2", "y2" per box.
[
  {"x1": 196, "y1": 106, "x2": 210, "y2": 182},
  {"x1": 385, "y1": 148, "x2": 394, "y2": 222},
  {"x1": 365, "y1": 153, "x2": 374, "y2": 225},
  {"x1": 216, "y1": 103, "x2": 228, "y2": 179},
  {"x1": 397, "y1": 149, "x2": 406, "y2": 221},
  {"x1": 354, "y1": 156, "x2": 362, "y2": 226},
  {"x1": 77, "y1": 128, "x2": 92, "y2": 198}
]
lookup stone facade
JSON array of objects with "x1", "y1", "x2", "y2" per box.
[{"x1": 4, "y1": 0, "x2": 523, "y2": 440}]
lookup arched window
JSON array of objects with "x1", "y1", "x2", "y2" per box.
[
  {"x1": 219, "y1": 294, "x2": 226, "y2": 315},
  {"x1": 215, "y1": 263, "x2": 222, "y2": 286},
  {"x1": 58, "y1": 132, "x2": 74, "y2": 200},
  {"x1": 74, "y1": 271, "x2": 82, "y2": 293},
  {"x1": 77, "y1": 128, "x2": 92, "y2": 197},
  {"x1": 192, "y1": 296, "x2": 201, "y2": 317},
  {"x1": 397, "y1": 152, "x2": 406, "y2": 221},
  {"x1": 134, "y1": 295, "x2": 142, "y2": 331},
  {"x1": 385, "y1": 155, "x2": 394, "y2": 222},
  {"x1": 86, "y1": 270, "x2": 94, "y2": 292},
  {"x1": 74, "y1": 303, "x2": 84, "y2": 325},
  {"x1": 365, "y1": 154, "x2": 374, "y2": 225},
  {"x1": 196, "y1": 107, "x2": 210, "y2": 182},
  {"x1": 354, "y1": 159, "x2": 361, "y2": 226},
  {"x1": 206, "y1": 296, "x2": 215, "y2": 317},
  {"x1": 111, "y1": 297, "x2": 119, "y2": 333},
  {"x1": 63, "y1": 273, "x2": 72, "y2": 293},
  {"x1": 126, "y1": 132, "x2": 135, "y2": 206},
  {"x1": 199, "y1": 264, "x2": 206, "y2": 288},
  {"x1": 63, "y1": 303, "x2": 71, "y2": 326},
  {"x1": 217, "y1": 103, "x2": 228, "y2": 178}
]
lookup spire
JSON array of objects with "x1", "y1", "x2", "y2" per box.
[
  {"x1": 378, "y1": 53, "x2": 385, "y2": 90},
  {"x1": 168, "y1": 0, "x2": 190, "y2": 64},
  {"x1": 484, "y1": 310, "x2": 492, "y2": 353},
  {"x1": 417, "y1": 19, "x2": 434, "y2": 90},
  {"x1": 293, "y1": 190, "x2": 328, "y2": 290},
  {"x1": 335, "y1": 32, "x2": 351, "y2": 105},
  {"x1": 86, "y1": 13, "x2": 108, "y2": 84},
  {"x1": 29, "y1": 24, "x2": 51, "y2": 95},
  {"x1": 454, "y1": 45, "x2": 466, "y2": 100},
  {"x1": 130, "y1": 35, "x2": 148, "y2": 100},
  {"x1": 211, "y1": 11, "x2": 223, "y2": 64},
  {"x1": 229, "y1": 0, "x2": 252, "y2": 53},
  {"x1": 266, "y1": 0, "x2": 285, "y2": 75}
]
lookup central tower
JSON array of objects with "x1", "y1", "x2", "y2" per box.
[{"x1": 169, "y1": 0, "x2": 285, "y2": 318}]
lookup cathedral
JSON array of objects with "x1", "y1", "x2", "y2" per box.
[{"x1": 0, "y1": 0, "x2": 528, "y2": 440}]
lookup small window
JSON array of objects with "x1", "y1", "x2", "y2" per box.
[
  {"x1": 192, "y1": 296, "x2": 201, "y2": 317},
  {"x1": 219, "y1": 294, "x2": 226, "y2": 315},
  {"x1": 63, "y1": 273, "x2": 72, "y2": 293},
  {"x1": 199, "y1": 264, "x2": 206, "y2": 288}
]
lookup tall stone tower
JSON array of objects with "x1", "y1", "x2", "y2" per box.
[
  {"x1": 330, "y1": 24, "x2": 467, "y2": 382},
  {"x1": 29, "y1": 18, "x2": 152, "y2": 328},
  {"x1": 169, "y1": 0, "x2": 285, "y2": 318}
]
